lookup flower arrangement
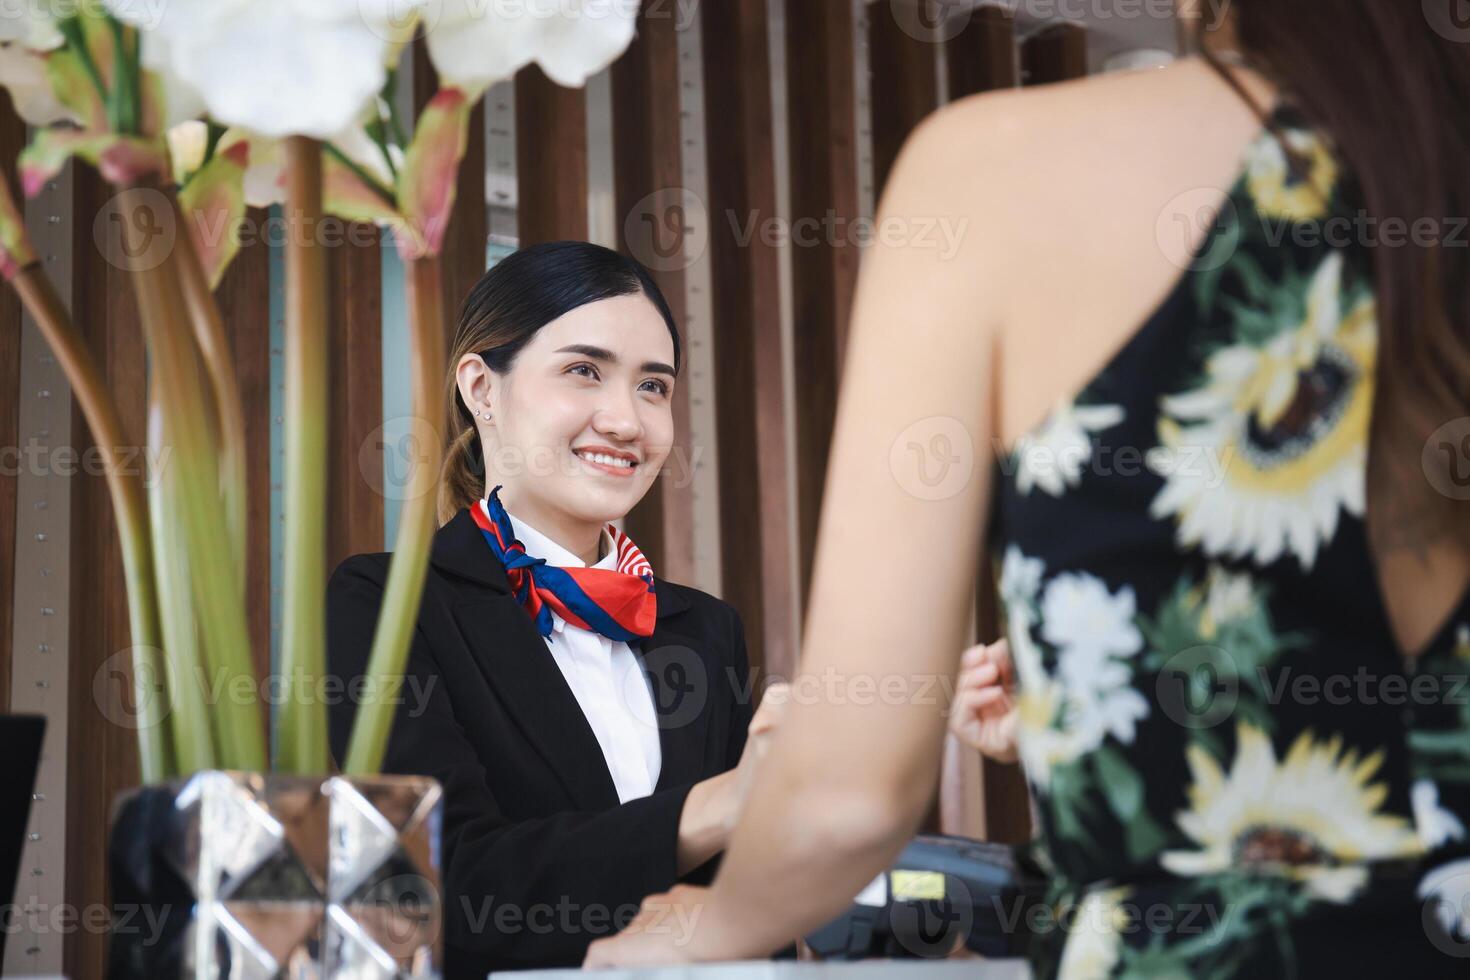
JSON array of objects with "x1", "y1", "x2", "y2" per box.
[{"x1": 0, "y1": 0, "x2": 639, "y2": 781}]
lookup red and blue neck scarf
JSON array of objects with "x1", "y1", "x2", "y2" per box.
[{"x1": 469, "y1": 485, "x2": 658, "y2": 642}]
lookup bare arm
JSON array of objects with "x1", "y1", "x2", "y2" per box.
[{"x1": 644, "y1": 107, "x2": 1005, "y2": 960}]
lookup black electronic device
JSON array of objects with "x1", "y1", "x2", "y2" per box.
[{"x1": 805, "y1": 834, "x2": 1047, "y2": 961}]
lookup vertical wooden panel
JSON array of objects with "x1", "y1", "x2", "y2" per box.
[
  {"x1": 326, "y1": 226, "x2": 385, "y2": 566},
  {"x1": 947, "y1": 5, "x2": 1018, "y2": 98},
  {"x1": 0, "y1": 92, "x2": 23, "y2": 714},
  {"x1": 1022, "y1": 22, "x2": 1089, "y2": 86},
  {"x1": 516, "y1": 66, "x2": 588, "y2": 245},
  {"x1": 868, "y1": 1, "x2": 940, "y2": 199},
  {"x1": 701, "y1": 0, "x2": 795, "y2": 679},
  {"x1": 64, "y1": 166, "x2": 143, "y2": 980},
  {"x1": 216, "y1": 208, "x2": 272, "y2": 684},
  {"x1": 611, "y1": 7, "x2": 695, "y2": 583},
  {"x1": 786, "y1": 0, "x2": 860, "y2": 605},
  {"x1": 441, "y1": 102, "x2": 487, "y2": 331}
]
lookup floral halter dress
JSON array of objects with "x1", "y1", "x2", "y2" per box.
[{"x1": 992, "y1": 103, "x2": 1470, "y2": 978}]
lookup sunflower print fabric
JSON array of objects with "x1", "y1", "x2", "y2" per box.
[{"x1": 993, "y1": 105, "x2": 1470, "y2": 978}]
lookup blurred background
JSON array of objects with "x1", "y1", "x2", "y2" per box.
[{"x1": 0, "y1": 1, "x2": 1191, "y2": 975}]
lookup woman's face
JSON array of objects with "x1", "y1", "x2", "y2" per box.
[{"x1": 478, "y1": 292, "x2": 677, "y2": 535}]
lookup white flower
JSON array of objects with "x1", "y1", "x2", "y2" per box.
[
  {"x1": 1412, "y1": 779, "x2": 1468, "y2": 851},
  {"x1": 0, "y1": 8, "x2": 61, "y2": 51},
  {"x1": 1057, "y1": 887, "x2": 1130, "y2": 980},
  {"x1": 0, "y1": 43, "x2": 71, "y2": 125},
  {"x1": 999, "y1": 545, "x2": 1044, "y2": 609},
  {"x1": 1419, "y1": 859, "x2": 1470, "y2": 946},
  {"x1": 1202, "y1": 567, "x2": 1253, "y2": 624},
  {"x1": 1011, "y1": 568, "x2": 1150, "y2": 788},
  {"x1": 1041, "y1": 573, "x2": 1143, "y2": 667},
  {"x1": 1149, "y1": 252, "x2": 1375, "y2": 570},
  {"x1": 1014, "y1": 400, "x2": 1124, "y2": 498},
  {"x1": 167, "y1": 120, "x2": 210, "y2": 183},
  {"x1": 107, "y1": 0, "x2": 418, "y2": 137},
  {"x1": 1246, "y1": 129, "x2": 1338, "y2": 222},
  {"x1": 423, "y1": 0, "x2": 639, "y2": 96},
  {"x1": 1161, "y1": 723, "x2": 1422, "y2": 903},
  {"x1": 1065, "y1": 665, "x2": 1150, "y2": 746}
]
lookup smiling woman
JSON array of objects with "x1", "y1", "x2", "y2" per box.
[{"x1": 325, "y1": 241, "x2": 786, "y2": 978}]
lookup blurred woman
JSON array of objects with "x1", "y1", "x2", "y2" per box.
[
  {"x1": 327, "y1": 241, "x2": 783, "y2": 977},
  {"x1": 587, "y1": 3, "x2": 1470, "y2": 976}
]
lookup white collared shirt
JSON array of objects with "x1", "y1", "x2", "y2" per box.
[{"x1": 495, "y1": 503, "x2": 663, "y2": 803}]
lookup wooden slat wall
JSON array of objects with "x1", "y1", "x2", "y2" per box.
[
  {"x1": 516, "y1": 66, "x2": 588, "y2": 245},
  {"x1": 216, "y1": 209, "x2": 273, "y2": 684},
  {"x1": 610, "y1": 7, "x2": 696, "y2": 583},
  {"x1": 947, "y1": 5, "x2": 1019, "y2": 98},
  {"x1": 64, "y1": 166, "x2": 145, "y2": 980},
  {"x1": 700, "y1": 0, "x2": 795, "y2": 680},
  {"x1": 868, "y1": 1, "x2": 940, "y2": 199},
  {"x1": 0, "y1": 94, "x2": 22, "y2": 714},
  {"x1": 1022, "y1": 22, "x2": 1089, "y2": 85},
  {"x1": 785, "y1": 0, "x2": 861, "y2": 606},
  {"x1": 441, "y1": 105, "x2": 488, "y2": 333},
  {"x1": 326, "y1": 228, "x2": 385, "y2": 567}
]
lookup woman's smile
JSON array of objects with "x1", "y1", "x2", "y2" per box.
[{"x1": 573, "y1": 443, "x2": 641, "y2": 478}]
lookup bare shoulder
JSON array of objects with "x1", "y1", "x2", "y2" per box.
[
  {"x1": 892, "y1": 57, "x2": 1269, "y2": 225},
  {"x1": 884, "y1": 57, "x2": 1280, "y2": 441}
]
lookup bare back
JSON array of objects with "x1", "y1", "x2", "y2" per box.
[{"x1": 940, "y1": 57, "x2": 1469, "y2": 658}]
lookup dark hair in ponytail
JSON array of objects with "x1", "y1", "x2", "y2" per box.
[
  {"x1": 1199, "y1": 3, "x2": 1470, "y2": 550},
  {"x1": 437, "y1": 241, "x2": 681, "y2": 523}
]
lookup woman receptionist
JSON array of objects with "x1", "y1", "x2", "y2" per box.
[{"x1": 327, "y1": 241, "x2": 779, "y2": 977}]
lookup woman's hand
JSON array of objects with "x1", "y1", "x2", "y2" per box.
[
  {"x1": 583, "y1": 884, "x2": 712, "y2": 968},
  {"x1": 675, "y1": 682, "x2": 792, "y2": 873},
  {"x1": 729, "y1": 681, "x2": 790, "y2": 823},
  {"x1": 949, "y1": 639, "x2": 1018, "y2": 763}
]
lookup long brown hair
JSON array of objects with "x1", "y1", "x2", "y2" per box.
[
  {"x1": 436, "y1": 241, "x2": 682, "y2": 525},
  {"x1": 1199, "y1": 2, "x2": 1470, "y2": 551}
]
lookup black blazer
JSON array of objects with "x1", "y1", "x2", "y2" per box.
[{"x1": 326, "y1": 508, "x2": 753, "y2": 977}]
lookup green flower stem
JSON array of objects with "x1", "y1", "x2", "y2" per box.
[
  {"x1": 106, "y1": 17, "x2": 139, "y2": 136},
  {"x1": 275, "y1": 136, "x2": 330, "y2": 775},
  {"x1": 344, "y1": 255, "x2": 446, "y2": 775},
  {"x1": 119, "y1": 185, "x2": 265, "y2": 772},
  {"x1": 146, "y1": 392, "x2": 217, "y2": 775},
  {"x1": 170, "y1": 193, "x2": 248, "y2": 580},
  {"x1": 55, "y1": 18, "x2": 108, "y2": 114},
  {"x1": 11, "y1": 265, "x2": 173, "y2": 781}
]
